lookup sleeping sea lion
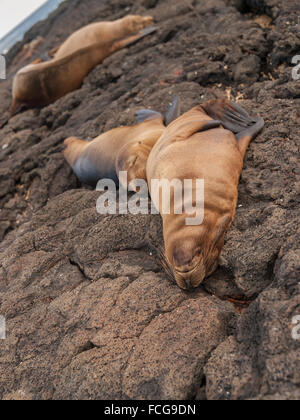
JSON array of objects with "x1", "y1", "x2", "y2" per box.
[
  {"x1": 63, "y1": 97, "x2": 180, "y2": 187},
  {"x1": 146, "y1": 98, "x2": 264, "y2": 290},
  {"x1": 8, "y1": 15, "x2": 155, "y2": 119}
]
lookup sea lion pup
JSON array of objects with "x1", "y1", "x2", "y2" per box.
[
  {"x1": 8, "y1": 15, "x2": 155, "y2": 118},
  {"x1": 146, "y1": 99, "x2": 264, "y2": 290},
  {"x1": 63, "y1": 97, "x2": 180, "y2": 187}
]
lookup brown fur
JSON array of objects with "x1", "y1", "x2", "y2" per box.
[
  {"x1": 63, "y1": 116, "x2": 165, "y2": 187},
  {"x1": 146, "y1": 99, "x2": 264, "y2": 290},
  {"x1": 9, "y1": 15, "x2": 154, "y2": 118}
]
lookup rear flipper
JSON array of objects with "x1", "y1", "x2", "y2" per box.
[
  {"x1": 201, "y1": 98, "x2": 264, "y2": 158},
  {"x1": 136, "y1": 109, "x2": 163, "y2": 124},
  {"x1": 136, "y1": 95, "x2": 181, "y2": 126},
  {"x1": 235, "y1": 117, "x2": 264, "y2": 158}
]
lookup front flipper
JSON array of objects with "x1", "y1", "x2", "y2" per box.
[
  {"x1": 164, "y1": 95, "x2": 181, "y2": 126},
  {"x1": 135, "y1": 109, "x2": 163, "y2": 124},
  {"x1": 113, "y1": 26, "x2": 157, "y2": 50},
  {"x1": 201, "y1": 98, "x2": 264, "y2": 157},
  {"x1": 135, "y1": 95, "x2": 180, "y2": 125}
]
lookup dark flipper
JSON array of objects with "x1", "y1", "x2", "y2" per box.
[
  {"x1": 131, "y1": 25, "x2": 157, "y2": 42},
  {"x1": 201, "y1": 98, "x2": 264, "y2": 157},
  {"x1": 135, "y1": 95, "x2": 181, "y2": 125},
  {"x1": 236, "y1": 117, "x2": 264, "y2": 157},
  {"x1": 201, "y1": 99, "x2": 256, "y2": 133},
  {"x1": 164, "y1": 95, "x2": 181, "y2": 126},
  {"x1": 116, "y1": 26, "x2": 157, "y2": 49},
  {"x1": 235, "y1": 116, "x2": 265, "y2": 141},
  {"x1": 0, "y1": 116, "x2": 9, "y2": 130},
  {"x1": 136, "y1": 109, "x2": 163, "y2": 124}
]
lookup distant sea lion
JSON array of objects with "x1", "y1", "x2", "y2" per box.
[
  {"x1": 63, "y1": 97, "x2": 180, "y2": 187},
  {"x1": 8, "y1": 15, "x2": 155, "y2": 119},
  {"x1": 14, "y1": 36, "x2": 45, "y2": 64},
  {"x1": 146, "y1": 99, "x2": 264, "y2": 290},
  {"x1": 54, "y1": 15, "x2": 154, "y2": 60}
]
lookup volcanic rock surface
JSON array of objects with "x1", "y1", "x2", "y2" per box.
[{"x1": 0, "y1": 0, "x2": 299, "y2": 400}]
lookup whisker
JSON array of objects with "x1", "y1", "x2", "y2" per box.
[{"x1": 157, "y1": 245, "x2": 176, "y2": 284}]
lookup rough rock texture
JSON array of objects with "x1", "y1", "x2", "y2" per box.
[
  {"x1": 205, "y1": 231, "x2": 300, "y2": 400},
  {"x1": 0, "y1": 0, "x2": 299, "y2": 400}
]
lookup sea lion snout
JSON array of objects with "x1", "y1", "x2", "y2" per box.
[
  {"x1": 171, "y1": 241, "x2": 222, "y2": 290},
  {"x1": 172, "y1": 244, "x2": 199, "y2": 271},
  {"x1": 168, "y1": 241, "x2": 206, "y2": 290},
  {"x1": 174, "y1": 263, "x2": 206, "y2": 291}
]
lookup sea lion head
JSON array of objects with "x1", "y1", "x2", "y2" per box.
[
  {"x1": 166, "y1": 238, "x2": 218, "y2": 290},
  {"x1": 163, "y1": 215, "x2": 231, "y2": 290},
  {"x1": 171, "y1": 239, "x2": 206, "y2": 290},
  {"x1": 125, "y1": 15, "x2": 154, "y2": 33}
]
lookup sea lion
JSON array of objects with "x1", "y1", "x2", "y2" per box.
[
  {"x1": 14, "y1": 36, "x2": 45, "y2": 64},
  {"x1": 54, "y1": 15, "x2": 154, "y2": 60},
  {"x1": 8, "y1": 15, "x2": 155, "y2": 118},
  {"x1": 146, "y1": 98, "x2": 264, "y2": 290},
  {"x1": 63, "y1": 97, "x2": 180, "y2": 187}
]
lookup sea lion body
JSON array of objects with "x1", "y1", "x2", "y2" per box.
[
  {"x1": 12, "y1": 41, "x2": 117, "y2": 108},
  {"x1": 10, "y1": 15, "x2": 154, "y2": 116},
  {"x1": 64, "y1": 116, "x2": 165, "y2": 186},
  {"x1": 63, "y1": 97, "x2": 180, "y2": 187},
  {"x1": 147, "y1": 99, "x2": 264, "y2": 290}
]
